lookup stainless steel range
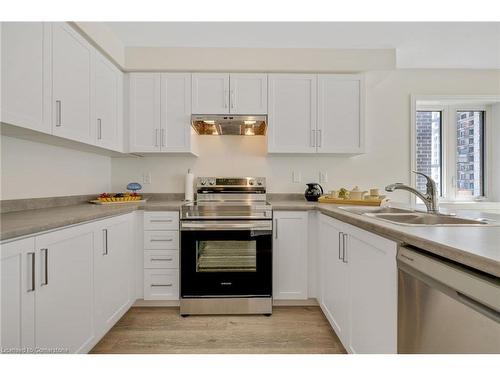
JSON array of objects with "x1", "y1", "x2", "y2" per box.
[{"x1": 180, "y1": 177, "x2": 273, "y2": 316}]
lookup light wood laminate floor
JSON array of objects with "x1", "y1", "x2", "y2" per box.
[{"x1": 90, "y1": 306, "x2": 346, "y2": 354}]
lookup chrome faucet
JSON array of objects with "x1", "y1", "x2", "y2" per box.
[{"x1": 385, "y1": 171, "x2": 439, "y2": 213}]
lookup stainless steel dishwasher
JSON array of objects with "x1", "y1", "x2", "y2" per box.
[{"x1": 397, "y1": 245, "x2": 500, "y2": 353}]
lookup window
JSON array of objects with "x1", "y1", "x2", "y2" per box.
[
  {"x1": 413, "y1": 97, "x2": 491, "y2": 202},
  {"x1": 455, "y1": 111, "x2": 484, "y2": 198},
  {"x1": 416, "y1": 111, "x2": 442, "y2": 195}
]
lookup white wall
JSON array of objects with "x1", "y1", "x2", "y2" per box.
[
  {"x1": 1, "y1": 136, "x2": 111, "y2": 200},
  {"x1": 111, "y1": 69, "x2": 500, "y2": 204}
]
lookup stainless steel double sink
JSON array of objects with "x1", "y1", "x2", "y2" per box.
[{"x1": 338, "y1": 206, "x2": 497, "y2": 226}]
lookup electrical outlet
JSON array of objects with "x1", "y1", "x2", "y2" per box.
[
  {"x1": 292, "y1": 171, "x2": 301, "y2": 183},
  {"x1": 143, "y1": 172, "x2": 152, "y2": 184},
  {"x1": 319, "y1": 171, "x2": 328, "y2": 183}
]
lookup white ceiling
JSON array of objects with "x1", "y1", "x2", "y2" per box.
[{"x1": 105, "y1": 22, "x2": 500, "y2": 69}]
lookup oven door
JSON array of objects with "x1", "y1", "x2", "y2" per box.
[{"x1": 180, "y1": 220, "x2": 272, "y2": 298}]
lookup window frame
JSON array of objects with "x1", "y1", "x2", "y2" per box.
[{"x1": 411, "y1": 95, "x2": 497, "y2": 205}]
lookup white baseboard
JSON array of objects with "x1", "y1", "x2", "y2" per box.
[{"x1": 132, "y1": 298, "x2": 319, "y2": 307}]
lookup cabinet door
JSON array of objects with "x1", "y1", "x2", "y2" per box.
[
  {"x1": 273, "y1": 211, "x2": 308, "y2": 300},
  {"x1": 229, "y1": 73, "x2": 267, "y2": 114},
  {"x1": 0, "y1": 238, "x2": 36, "y2": 351},
  {"x1": 346, "y1": 226, "x2": 397, "y2": 354},
  {"x1": 35, "y1": 223, "x2": 94, "y2": 354},
  {"x1": 267, "y1": 74, "x2": 317, "y2": 153},
  {"x1": 191, "y1": 73, "x2": 229, "y2": 114},
  {"x1": 94, "y1": 51, "x2": 121, "y2": 151},
  {"x1": 52, "y1": 23, "x2": 93, "y2": 144},
  {"x1": 1, "y1": 22, "x2": 51, "y2": 134},
  {"x1": 94, "y1": 215, "x2": 132, "y2": 334},
  {"x1": 160, "y1": 73, "x2": 192, "y2": 152},
  {"x1": 129, "y1": 73, "x2": 161, "y2": 152},
  {"x1": 318, "y1": 215, "x2": 348, "y2": 344},
  {"x1": 317, "y1": 75, "x2": 364, "y2": 153}
]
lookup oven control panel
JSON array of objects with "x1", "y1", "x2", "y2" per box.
[{"x1": 197, "y1": 177, "x2": 266, "y2": 188}]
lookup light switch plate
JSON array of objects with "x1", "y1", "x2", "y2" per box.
[
  {"x1": 143, "y1": 172, "x2": 152, "y2": 184},
  {"x1": 292, "y1": 171, "x2": 301, "y2": 183},
  {"x1": 319, "y1": 172, "x2": 328, "y2": 183}
]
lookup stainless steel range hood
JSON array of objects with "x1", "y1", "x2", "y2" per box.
[{"x1": 191, "y1": 115, "x2": 267, "y2": 136}]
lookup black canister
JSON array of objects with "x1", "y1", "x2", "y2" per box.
[{"x1": 304, "y1": 183, "x2": 323, "y2": 202}]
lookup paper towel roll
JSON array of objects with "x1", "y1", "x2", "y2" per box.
[{"x1": 184, "y1": 169, "x2": 194, "y2": 202}]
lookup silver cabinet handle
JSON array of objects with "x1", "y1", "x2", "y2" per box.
[
  {"x1": 155, "y1": 129, "x2": 159, "y2": 147},
  {"x1": 55, "y1": 100, "x2": 62, "y2": 127},
  {"x1": 230, "y1": 90, "x2": 235, "y2": 109},
  {"x1": 151, "y1": 283, "x2": 173, "y2": 287},
  {"x1": 103, "y1": 229, "x2": 108, "y2": 255},
  {"x1": 310, "y1": 129, "x2": 316, "y2": 147},
  {"x1": 97, "y1": 118, "x2": 102, "y2": 140},
  {"x1": 274, "y1": 219, "x2": 278, "y2": 239},
  {"x1": 161, "y1": 128, "x2": 166, "y2": 147},
  {"x1": 41, "y1": 248, "x2": 48, "y2": 286},
  {"x1": 150, "y1": 219, "x2": 173, "y2": 223},
  {"x1": 151, "y1": 258, "x2": 173, "y2": 261},
  {"x1": 27, "y1": 252, "x2": 35, "y2": 292},
  {"x1": 342, "y1": 233, "x2": 348, "y2": 263},
  {"x1": 317, "y1": 129, "x2": 322, "y2": 148},
  {"x1": 150, "y1": 238, "x2": 173, "y2": 242},
  {"x1": 338, "y1": 232, "x2": 343, "y2": 260}
]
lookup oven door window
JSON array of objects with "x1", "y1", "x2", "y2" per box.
[{"x1": 196, "y1": 240, "x2": 256, "y2": 272}]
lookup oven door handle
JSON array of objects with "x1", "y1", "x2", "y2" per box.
[{"x1": 181, "y1": 222, "x2": 272, "y2": 231}]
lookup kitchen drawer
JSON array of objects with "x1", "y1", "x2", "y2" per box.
[
  {"x1": 144, "y1": 211, "x2": 179, "y2": 231},
  {"x1": 144, "y1": 230, "x2": 179, "y2": 250},
  {"x1": 144, "y1": 269, "x2": 179, "y2": 300},
  {"x1": 144, "y1": 250, "x2": 179, "y2": 269}
]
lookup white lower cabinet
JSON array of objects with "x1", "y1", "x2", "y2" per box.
[
  {"x1": 0, "y1": 238, "x2": 36, "y2": 352},
  {"x1": 143, "y1": 211, "x2": 180, "y2": 300},
  {"x1": 0, "y1": 213, "x2": 135, "y2": 354},
  {"x1": 346, "y1": 226, "x2": 397, "y2": 354},
  {"x1": 318, "y1": 214, "x2": 348, "y2": 343},
  {"x1": 35, "y1": 223, "x2": 95, "y2": 353},
  {"x1": 93, "y1": 214, "x2": 133, "y2": 335},
  {"x1": 318, "y1": 213, "x2": 397, "y2": 354},
  {"x1": 272, "y1": 211, "x2": 309, "y2": 300}
]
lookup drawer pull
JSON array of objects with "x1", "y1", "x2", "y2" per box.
[
  {"x1": 151, "y1": 283, "x2": 173, "y2": 287},
  {"x1": 151, "y1": 258, "x2": 173, "y2": 261},
  {"x1": 150, "y1": 219, "x2": 173, "y2": 222},
  {"x1": 150, "y1": 238, "x2": 173, "y2": 242}
]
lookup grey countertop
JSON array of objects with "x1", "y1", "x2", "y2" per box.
[
  {"x1": 272, "y1": 200, "x2": 500, "y2": 278},
  {"x1": 1, "y1": 198, "x2": 499, "y2": 278}
]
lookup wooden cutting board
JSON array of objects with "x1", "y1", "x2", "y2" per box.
[{"x1": 318, "y1": 196, "x2": 389, "y2": 206}]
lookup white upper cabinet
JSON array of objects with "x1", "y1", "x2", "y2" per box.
[
  {"x1": 51, "y1": 23, "x2": 93, "y2": 144},
  {"x1": 191, "y1": 73, "x2": 267, "y2": 114},
  {"x1": 94, "y1": 51, "x2": 123, "y2": 151},
  {"x1": 229, "y1": 73, "x2": 268, "y2": 114},
  {"x1": 129, "y1": 73, "x2": 195, "y2": 153},
  {"x1": 273, "y1": 211, "x2": 309, "y2": 300},
  {"x1": 129, "y1": 73, "x2": 162, "y2": 152},
  {"x1": 1, "y1": 22, "x2": 52, "y2": 134},
  {"x1": 267, "y1": 74, "x2": 317, "y2": 153},
  {"x1": 191, "y1": 73, "x2": 229, "y2": 114},
  {"x1": 160, "y1": 73, "x2": 193, "y2": 152},
  {"x1": 317, "y1": 74, "x2": 364, "y2": 153},
  {"x1": 0, "y1": 238, "x2": 36, "y2": 351}
]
